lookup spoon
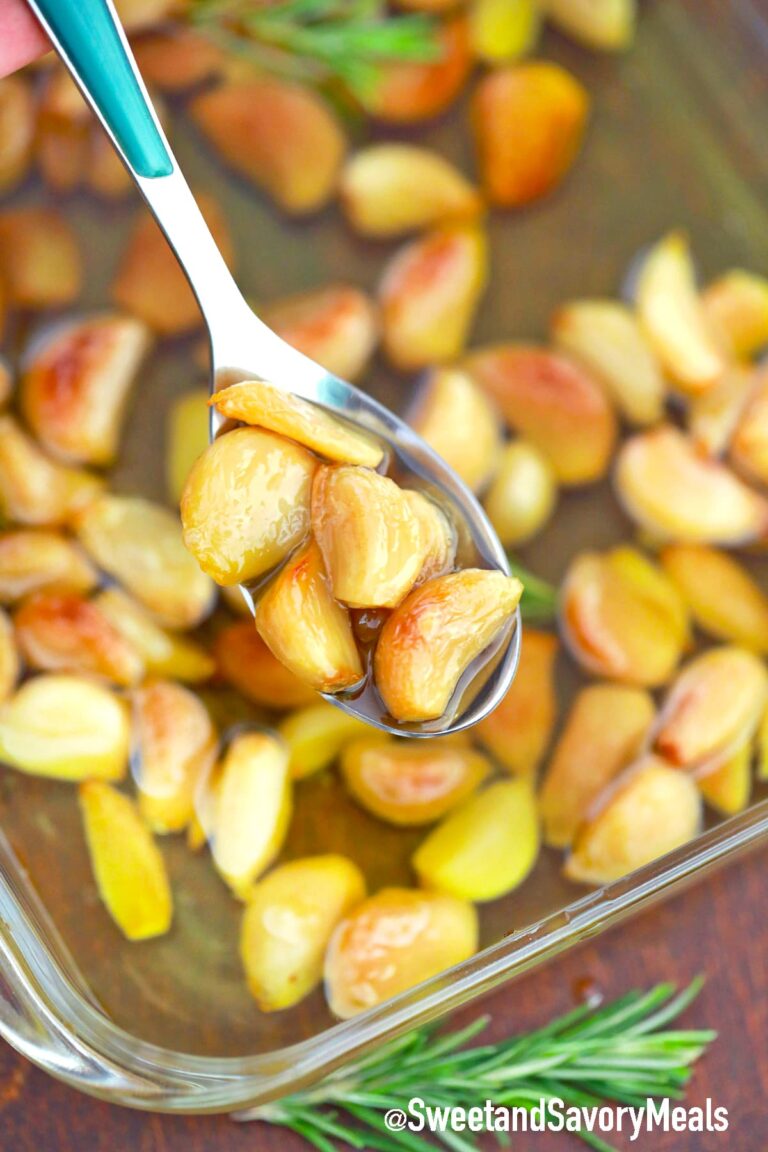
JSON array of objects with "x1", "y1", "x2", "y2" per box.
[{"x1": 26, "y1": 0, "x2": 521, "y2": 737}]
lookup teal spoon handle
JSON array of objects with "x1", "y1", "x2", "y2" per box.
[{"x1": 25, "y1": 0, "x2": 172, "y2": 178}]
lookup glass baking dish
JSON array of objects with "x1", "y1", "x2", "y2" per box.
[{"x1": 1, "y1": 0, "x2": 768, "y2": 1113}]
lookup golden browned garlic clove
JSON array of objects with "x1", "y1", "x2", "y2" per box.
[
  {"x1": 261, "y1": 285, "x2": 379, "y2": 383},
  {"x1": 166, "y1": 388, "x2": 210, "y2": 506},
  {"x1": 614, "y1": 425, "x2": 768, "y2": 544},
  {"x1": 278, "y1": 701, "x2": 369, "y2": 780},
  {"x1": 475, "y1": 627, "x2": 558, "y2": 777},
  {"x1": 340, "y1": 736, "x2": 490, "y2": 826},
  {"x1": 635, "y1": 232, "x2": 725, "y2": 395},
  {"x1": 702, "y1": 269, "x2": 768, "y2": 360},
  {"x1": 77, "y1": 494, "x2": 215, "y2": 629},
  {"x1": 0, "y1": 415, "x2": 103, "y2": 527},
  {"x1": 79, "y1": 780, "x2": 172, "y2": 941},
  {"x1": 14, "y1": 592, "x2": 143, "y2": 686},
  {"x1": 551, "y1": 299, "x2": 664, "y2": 426},
  {"x1": 471, "y1": 62, "x2": 589, "y2": 208},
  {"x1": 540, "y1": 0, "x2": 637, "y2": 51},
  {"x1": 379, "y1": 225, "x2": 488, "y2": 372},
  {"x1": 210, "y1": 731, "x2": 292, "y2": 899},
  {"x1": 112, "y1": 193, "x2": 234, "y2": 335},
  {"x1": 729, "y1": 370, "x2": 768, "y2": 487},
  {"x1": 464, "y1": 345, "x2": 617, "y2": 486},
  {"x1": 408, "y1": 368, "x2": 502, "y2": 494},
  {"x1": 469, "y1": 0, "x2": 542, "y2": 64},
  {"x1": 213, "y1": 619, "x2": 317, "y2": 709},
  {"x1": 132, "y1": 680, "x2": 218, "y2": 834},
  {"x1": 565, "y1": 755, "x2": 702, "y2": 886},
  {"x1": 0, "y1": 208, "x2": 82, "y2": 309},
  {"x1": 686, "y1": 364, "x2": 755, "y2": 456},
  {"x1": 312, "y1": 465, "x2": 425, "y2": 608},
  {"x1": 361, "y1": 16, "x2": 471, "y2": 124},
  {"x1": 652, "y1": 646, "x2": 768, "y2": 775},
  {"x1": 560, "y1": 546, "x2": 689, "y2": 687},
  {"x1": 181, "y1": 427, "x2": 316, "y2": 587},
  {"x1": 240, "y1": 855, "x2": 366, "y2": 1012},
  {"x1": 0, "y1": 530, "x2": 98, "y2": 603},
  {"x1": 21, "y1": 314, "x2": 151, "y2": 467},
  {"x1": 255, "y1": 540, "x2": 364, "y2": 694},
  {"x1": 660, "y1": 544, "x2": 768, "y2": 653},
  {"x1": 191, "y1": 80, "x2": 346, "y2": 215},
  {"x1": 212, "y1": 380, "x2": 383, "y2": 468},
  {"x1": 697, "y1": 739, "x2": 752, "y2": 817},
  {"x1": 374, "y1": 569, "x2": 523, "y2": 723},
  {"x1": 402, "y1": 490, "x2": 457, "y2": 585},
  {"x1": 413, "y1": 778, "x2": 539, "y2": 901},
  {"x1": 96, "y1": 587, "x2": 215, "y2": 684},
  {"x1": 482, "y1": 439, "x2": 558, "y2": 547},
  {"x1": 340, "y1": 144, "x2": 482, "y2": 239},
  {"x1": 0, "y1": 76, "x2": 35, "y2": 193},
  {"x1": 0, "y1": 674, "x2": 129, "y2": 781},
  {"x1": 539, "y1": 683, "x2": 655, "y2": 848},
  {"x1": 132, "y1": 28, "x2": 224, "y2": 91},
  {"x1": 324, "y1": 887, "x2": 478, "y2": 1018}
]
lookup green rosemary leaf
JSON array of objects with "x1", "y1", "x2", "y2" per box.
[{"x1": 507, "y1": 556, "x2": 559, "y2": 623}]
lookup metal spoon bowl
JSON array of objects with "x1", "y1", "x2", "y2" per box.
[{"x1": 27, "y1": 0, "x2": 521, "y2": 737}]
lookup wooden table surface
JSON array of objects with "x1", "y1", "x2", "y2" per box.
[{"x1": 0, "y1": 848, "x2": 765, "y2": 1151}]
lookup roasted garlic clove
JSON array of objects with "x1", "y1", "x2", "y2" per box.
[
  {"x1": 312, "y1": 465, "x2": 425, "y2": 608},
  {"x1": 482, "y1": 439, "x2": 557, "y2": 546},
  {"x1": 469, "y1": 0, "x2": 542, "y2": 63},
  {"x1": 0, "y1": 415, "x2": 103, "y2": 527},
  {"x1": 278, "y1": 701, "x2": 369, "y2": 779},
  {"x1": 539, "y1": 683, "x2": 655, "y2": 848},
  {"x1": 697, "y1": 740, "x2": 752, "y2": 817},
  {"x1": 132, "y1": 680, "x2": 218, "y2": 834},
  {"x1": 212, "y1": 380, "x2": 383, "y2": 468},
  {"x1": 565, "y1": 756, "x2": 702, "y2": 886},
  {"x1": 413, "y1": 778, "x2": 539, "y2": 901},
  {"x1": 240, "y1": 855, "x2": 366, "y2": 1012},
  {"x1": 551, "y1": 299, "x2": 664, "y2": 426},
  {"x1": 379, "y1": 225, "x2": 488, "y2": 372},
  {"x1": 255, "y1": 541, "x2": 363, "y2": 694},
  {"x1": 0, "y1": 76, "x2": 35, "y2": 193},
  {"x1": 560, "y1": 546, "x2": 689, "y2": 687},
  {"x1": 210, "y1": 731, "x2": 292, "y2": 899},
  {"x1": 635, "y1": 232, "x2": 725, "y2": 395},
  {"x1": 471, "y1": 62, "x2": 589, "y2": 208},
  {"x1": 132, "y1": 28, "x2": 224, "y2": 91},
  {"x1": 464, "y1": 345, "x2": 616, "y2": 485},
  {"x1": 181, "y1": 427, "x2": 316, "y2": 587},
  {"x1": 729, "y1": 371, "x2": 768, "y2": 487},
  {"x1": 77, "y1": 494, "x2": 215, "y2": 629},
  {"x1": 475, "y1": 627, "x2": 558, "y2": 777},
  {"x1": 340, "y1": 144, "x2": 481, "y2": 238},
  {"x1": 0, "y1": 608, "x2": 19, "y2": 703},
  {"x1": 541, "y1": 0, "x2": 637, "y2": 51},
  {"x1": 324, "y1": 887, "x2": 478, "y2": 1018},
  {"x1": 660, "y1": 544, "x2": 768, "y2": 653},
  {"x1": 14, "y1": 592, "x2": 143, "y2": 686},
  {"x1": 340, "y1": 736, "x2": 490, "y2": 826},
  {"x1": 79, "y1": 780, "x2": 172, "y2": 941},
  {"x1": 361, "y1": 16, "x2": 471, "y2": 124},
  {"x1": 374, "y1": 569, "x2": 522, "y2": 723},
  {"x1": 191, "y1": 80, "x2": 345, "y2": 215},
  {"x1": 35, "y1": 68, "x2": 91, "y2": 194},
  {"x1": 652, "y1": 646, "x2": 768, "y2": 775},
  {"x1": 614, "y1": 425, "x2": 768, "y2": 544},
  {"x1": 0, "y1": 674, "x2": 129, "y2": 781},
  {"x1": 112, "y1": 193, "x2": 234, "y2": 335},
  {"x1": 0, "y1": 530, "x2": 98, "y2": 603},
  {"x1": 702, "y1": 269, "x2": 768, "y2": 360},
  {"x1": 402, "y1": 490, "x2": 457, "y2": 585},
  {"x1": 96, "y1": 587, "x2": 215, "y2": 684},
  {"x1": 166, "y1": 388, "x2": 210, "y2": 506},
  {"x1": 686, "y1": 365, "x2": 754, "y2": 456},
  {"x1": 408, "y1": 368, "x2": 502, "y2": 493},
  {"x1": 213, "y1": 619, "x2": 317, "y2": 709},
  {"x1": 0, "y1": 208, "x2": 82, "y2": 309},
  {"x1": 260, "y1": 285, "x2": 379, "y2": 383},
  {"x1": 21, "y1": 314, "x2": 151, "y2": 467}
]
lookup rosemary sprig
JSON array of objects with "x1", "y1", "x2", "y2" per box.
[
  {"x1": 243, "y1": 980, "x2": 715, "y2": 1151},
  {"x1": 508, "y1": 556, "x2": 559, "y2": 623},
  {"x1": 186, "y1": 0, "x2": 440, "y2": 99}
]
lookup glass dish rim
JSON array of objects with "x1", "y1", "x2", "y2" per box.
[{"x1": 1, "y1": 801, "x2": 766, "y2": 1114}]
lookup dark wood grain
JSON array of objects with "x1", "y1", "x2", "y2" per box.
[{"x1": 0, "y1": 848, "x2": 765, "y2": 1151}]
